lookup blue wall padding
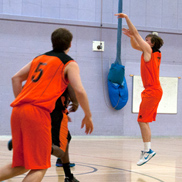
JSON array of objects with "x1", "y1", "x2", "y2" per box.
[
  {"x1": 108, "y1": 63, "x2": 125, "y2": 85},
  {"x1": 108, "y1": 77, "x2": 128, "y2": 110}
]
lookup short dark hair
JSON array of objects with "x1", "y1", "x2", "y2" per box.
[
  {"x1": 51, "y1": 28, "x2": 73, "y2": 51},
  {"x1": 146, "y1": 34, "x2": 164, "y2": 50}
]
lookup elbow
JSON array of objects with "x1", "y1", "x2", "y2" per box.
[
  {"x1": 74, "y1": 87, "x2": 86, "y2": 99},
  {"x1": 75, "y1": 87, "x2": 85, "y2": 96},
  {"x1": 11, "y1": 75, "x2": 17, "y2": 84},
  {"x1": 11, "y1": 74, "x2": 22, "y2": 85}
]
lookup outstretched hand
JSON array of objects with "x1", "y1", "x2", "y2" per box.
[
  {"x1": 81, "y1": 115, "x2": 93, "y2": 134},
  {"x1": 122, "y1": 28, "x2": 133, "y2": 38},
  {"x1": 114, "y1": 13, "x2": 127, "y2": 19},
  {"x1": 69, "y1": 103, "x2": 79, "y2": 112}
]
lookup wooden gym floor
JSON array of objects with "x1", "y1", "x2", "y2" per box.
[{"x1": 0, "y1": 137, "x2": 182, "y2": 182}]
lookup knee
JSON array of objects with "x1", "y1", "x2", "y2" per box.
[{"x1": 51, "y1": 145, "x2": 65, "y2": 158}]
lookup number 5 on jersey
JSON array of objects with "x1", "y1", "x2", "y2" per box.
[{"x1": 32, "y1": 62, "x2": 47, "y2": 82}]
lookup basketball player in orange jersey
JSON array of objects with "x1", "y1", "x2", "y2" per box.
[
  {"x1": 115, "y1": 13, "x2": 164, "y2": 166},
  {"x1": 0, "y1": 28, "x2": 93, "y2": 182},
  {"x1": 7, "y1": 84, "x2": 79, "y2": 182},
  {"x1": 51, "y1": 85, "x2": 79, "y2": 182}
]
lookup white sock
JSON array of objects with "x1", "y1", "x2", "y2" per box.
[{"x1": 144, "y1": 142, "x2": 151, "y2": 152}]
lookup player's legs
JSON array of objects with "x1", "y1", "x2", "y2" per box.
[
  {"x1": 137, "y1": 94, "x2": 160, "y2": 166},
  {"x1": 22, "y1": 169, "x2": 47, "y2": 182},
  {"x1": 52, "y1": 144, "x2": 65, "y2": 158},
  {"x1": 0, "y1": 164, "x2": 28, "y2": 181},
  {"x1": 137, "y1": 122, "x2": 156, "y2": 166},
  {"x1": 61, "y1": 144, "x2": 69, "y2": 163},
  {"x1": 52, "y1": 112, "x2": 69, "y2": 162},
  {"x1": 51, "y1": 112, "x2": 78, "y2": 181},
  {"x1": 52, "y1": 144, "x2": 78, "y2": 181},
  {"x1": 60, "y1": 137, "x2": 78, "y2": 181},
  {"x1": 138, "y1": 122, "x2": 151, "y2": 143},
  {"x1": 56, "y1": 131, "x2": 75, "y2": 167},
  {"x1": 137, "y1": 121, "x2": 156, "y2": 166}
]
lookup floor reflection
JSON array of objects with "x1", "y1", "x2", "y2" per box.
[{"x1": 137, "y1": 178, "x2": 147, "y2": 182}]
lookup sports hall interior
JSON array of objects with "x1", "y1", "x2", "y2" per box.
[{"x1": 0, "y1": 0, "x2": 182, "y2": 182}]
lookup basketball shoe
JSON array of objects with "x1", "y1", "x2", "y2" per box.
[
  {"x1": 56, "y1": 158, "x2": 75, "y2": 167},
  {"x1": 137, "y1": 149, "x2": 156, "y2": 166},
  {"x1": 64, "y1": 176, "x2": 79, "y2": 182}
]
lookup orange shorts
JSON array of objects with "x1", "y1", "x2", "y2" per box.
[
  {"x1": 138, "y1": 87, "x2": 162, "y2": 123},
  {"x1": 51, "y1": 111, "x2": 68, "y2": 152},
  {"x1": 59, "y1": 113, "x2": 69, "y2": 152},
  {"x1": 11, "y1": 104, "x2": 52, "y2": 169}
]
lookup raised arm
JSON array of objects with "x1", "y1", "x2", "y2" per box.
[
  {"x1": 64, "y1": 61, "x2": 93, "y2": 134},
  {"x1": 115, "y1": 13, "x2": 152, "y2": 62},
  {"x1": 11, "y1": 62, "x2": 31, "y2": 98}
]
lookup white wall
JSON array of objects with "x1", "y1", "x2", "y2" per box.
[{"x1": 0, "y1": 0, "x2": 182, "y2": 136}]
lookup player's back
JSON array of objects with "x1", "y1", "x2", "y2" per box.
[{"x1": 11, "y1": 50, "x2": 74, "y2": 112}]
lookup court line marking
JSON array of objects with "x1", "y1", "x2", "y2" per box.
[
  {"x1": 25, "y1": 162, "x2": 165, "y2": 182},
  {"x1": 5, "y1": 162, "x2": 165, "y2": 182},
  {"x1": 70, "y1": 152, "x2": 182, "y2": 169},
  {"x1": 75, "y1": 162, "x2": 165, "y2": 182}
]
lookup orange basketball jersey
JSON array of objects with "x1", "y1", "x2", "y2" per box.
[
  {"x1": 140, "y1": 50, "x2": 162, "y2": 89},
  {"x1": 11, "y1": 50, "x2": 75, "y2": 113}
]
